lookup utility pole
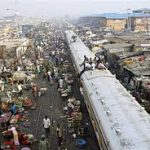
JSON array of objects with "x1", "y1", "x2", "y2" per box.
[
  {"x1": 127, "y1": 8, "x2": 131, "y2": 32},
  {"x1": 146, "y1": 16, "x2": 149, "y2": 35}
]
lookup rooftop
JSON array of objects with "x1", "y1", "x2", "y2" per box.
[
  {"x1": 83, "y1": 11, "x2": 150, "y2": 19},
  {"x1": 123, "y1": 59, "x2": 150, "y2": 76},
  {"x1": 0, "y1": 38, "x2": 27, "y2": 49},
  {"x1": 103, "y1": 43, "x2": 132, "y2": 50}
]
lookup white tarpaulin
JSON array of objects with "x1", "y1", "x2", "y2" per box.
[{"x1": 13, "y1": 71, "x2": 26, "y2": 81}]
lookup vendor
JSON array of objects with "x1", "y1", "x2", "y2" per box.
[
  {"x1": 3, "y1": 125, "x2": 20, "y2": 146},
  {"x1": 8, "y1": 126, "x2": 20, "y2": 146},
  {"x1": 68, "y1": 96, "x2": 76, "y2": 103},
  {"x1": 19, "y1": 133, "x2": 36, "y2": 145}
]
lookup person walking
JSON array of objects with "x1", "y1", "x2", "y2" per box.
[
  {"x1": 43, "y1": 116, "x2": 51, "y2": 138},
  {"x1": 32, "y1": 84, "x2": 38, "y2": 100},
  {"x1": 56, "y1": 124, "x2": 63, "y2": 150},
  {"x1": 39, "y1": 135, "x2": 50, "y2": 150},
  {"x1": 47, "y1": 70, "x2": 52, "y2": 82}
]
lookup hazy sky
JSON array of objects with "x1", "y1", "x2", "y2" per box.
[{"x1": 1, "y1": 0, "x2": 150, "y2": 18}]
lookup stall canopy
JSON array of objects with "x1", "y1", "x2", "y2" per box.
[{"x1": 13, "y1": 71, "x2": 26, "y2": 81}]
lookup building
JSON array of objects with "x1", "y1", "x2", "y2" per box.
[
  {"x1": 0, "y1": 38, "x2": 29, "y2": 63},
  {"x1": 78, "y1": 16, "x2": 106, "y2": 28},
  {"x1": 128, "y1": 9, "x2": 150, "y2": 33},
  {"x1": 106, "y1": 18, "x2": 127, "y2": 31},
  {"x1": 133, "y1": 8, "x2": 150, "y2": 14},
  {"x1": 78, "y1": 9, "x2": 150, "y2": 32},
  {"x1": 130, "y1": 14, "x2": 150, "y2": 33}
]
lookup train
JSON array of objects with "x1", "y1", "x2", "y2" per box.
[{"x1": 65, "y1": 30, "x2": 150, "y2": 150}]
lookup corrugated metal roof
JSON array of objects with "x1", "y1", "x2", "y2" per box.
[{"x1": 87, "y1": 13, "x2": 150, "y2": 19}]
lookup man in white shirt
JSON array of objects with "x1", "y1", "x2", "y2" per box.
[
  {"x1": 59, "y1": 78, "x2": 63, "y2": 89},
  {"x1": 43, "y1": 116, "x2": 51, "y2": 138}
]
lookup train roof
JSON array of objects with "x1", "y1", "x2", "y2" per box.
[{"x1": 65, "y1": 30, "x2": 150, "y2": 150}]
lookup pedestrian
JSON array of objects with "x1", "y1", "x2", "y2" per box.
[
  {"x1": 49, "y1": 53, "x2": 52, "y2": 60},
  {"x1": 32, "y1": 84, "x2": 38, "y2": 100},
  {"x1": 17, "y1": 82, "x2": 23, "y2": 97},
  {"x1": 56, "y1": 123, "x2": 63, "y2": 150},
  {"x1": 53, "y1": 67, "x2": 58, "y2": 80},
  {"x1": 55, "y1": 56, "x2": 59, "y2": 66},
  {"x1": 43, "y1": 72, "x2": 47, "y2": 79},
  {"x1": 59, "y1": 78, "x2": 64, "y2": 89},
  {"x1": 47, "y1": 70, "x2": 51, "y2": 82},
  {"x1": 39, "y1": 135, "x2": 50, "y2": 150},
  {"x1": 43, "y1": 116, "x2": 50, "y2": 138}
]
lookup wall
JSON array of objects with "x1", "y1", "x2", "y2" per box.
[
  {"x1": 131, "y1": 17, "x2": 150, "y2": 32},
  {"x1": 78, "y1": 17, "x2": 107, "y2": 28},
  {"x1": 106, "y1": 19, "x2": 127, "y2": 31}
]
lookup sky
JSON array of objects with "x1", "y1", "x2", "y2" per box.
[{"x1": 0, "y1": 0, "x2": 150, "y2": 18}]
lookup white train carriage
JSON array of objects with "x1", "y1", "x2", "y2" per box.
[{"x1": 65, "y1": 30, "x2": 150, "y2": 150}]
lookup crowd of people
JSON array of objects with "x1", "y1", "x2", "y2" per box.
[
  {"x1": 0, "y1": 24, "x2": 101, "y2": 150},
  {"x1": 0, "y1": 26, "x2": 67, "y2": 150},
  {"x1": 79, "y1": 54, "x2": 108, "y2": 78}
]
